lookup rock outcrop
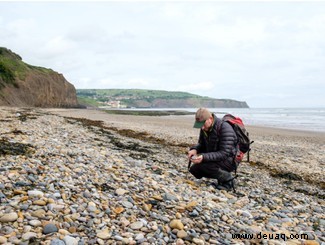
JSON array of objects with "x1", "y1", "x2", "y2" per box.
[{"x1": 0, "y1": 47, "x2": 78, "y2": 107}]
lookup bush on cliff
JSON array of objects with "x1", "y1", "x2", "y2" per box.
[{"x1": 0, "y1": 62, "x2": 19, "y2": 89}]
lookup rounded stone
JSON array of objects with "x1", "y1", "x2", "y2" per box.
[
  {"x1": 43, "y1": 223, "x2": 58, "y2": 234},
  {"x1": 27, "y1": 190, "x2": 44, "y2": 198},
  {"x1": 50, "y1": 238, "x2": 65, "y2": 245},
  {"x1": 115, "y1": 188, "x2": 127, "y2": 195},
  {"x1": 177, "y1": 230, "x2": 187, "y2": 238},
  {"x1": 170, "y1": 219, "x2": 184, "y2": 230},
  {"x1": 63, "y1": 235, "x2": 78, "y2": 245},
  {"x1": 97, "y1": 229, "x2": 111, "y2": 240},
  {"x1": 122, "y1": 201, "x2": 133, "y2": 208},
  {"x1": 130, "y1": 221, "x2": 143, "y2": 230},
  {"x1": 29, "y1": 220, "x2": 42, "y2": 227},
  {"x1": 0, "y1": 212, "x2": 18, "y2": 223},
  {"x1": 0, "y1": 236, "x2": 7, "y2": 244},
  {"x1": 22, "y1": 232, "x2": 37, "y2": 241}
]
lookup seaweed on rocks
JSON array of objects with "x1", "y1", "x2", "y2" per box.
[
  {"x1": 16, "y1": 111, "x2": 39, "y2": 122},
  {"x1": 65, "y1": 117, "x2": 156, "y2": 159},
  {"x1": 109, "y1": 137, "x2": 152, "y2": 153},
  {"x1": 0, "y1": 119, "x2": 12, "y2": 122},
  {"x1": 64, "y1": 116, "x2": 191, "y2": 156},
  {"x1": 249, "y1": 161, "x2": 265, "y2": 167},
  {"x1": 129, "y1": 152, "x2": 148, "y2": 159},
  {"x1": 270, "y1": 171, "x2": 303, "y2": 181},
  {"x1": 11, "y1": 129, "x2": 25, "y2": 135},
  {"x1": 1, "y1": 129, "x2": 25, "y2": 136},
  {"x1": 294, "y1": 187, "x2": 325, "y2": 199},
  {"x1": 0, "y1": 138, "x2": 34, "y2": 156},
  {"x1": 249, "y1": 160, "x2": 324, "y2": 191},
  {"x1": 65, "y1": 117, "x2": 104, "y2": 128}
]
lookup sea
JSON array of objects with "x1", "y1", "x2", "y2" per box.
[{"x1": 121, "y1": 108, "x2": 325, "y2": 132}]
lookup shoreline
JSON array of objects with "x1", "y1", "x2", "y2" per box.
[
  {"x1": 44, "y1": 107, "x2": 325, "y2": 138},
  {"x1": 100, "y1": 107, "x2": 325, "y2": 134},
  {"x1": 48, "y1": 107, "x2": 325, "y2": 135}
]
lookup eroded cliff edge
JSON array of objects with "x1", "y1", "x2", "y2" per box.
[{"x1": 0, "y1": 47, "x2": 78, "y2": 107}]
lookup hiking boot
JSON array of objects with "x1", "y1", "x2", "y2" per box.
[
  {"x1": 211, "y1": 168, "x2": 237, "y2": 192},
  {"x1": 215, "y1": 178, "x2": 235, "y2": 191}
]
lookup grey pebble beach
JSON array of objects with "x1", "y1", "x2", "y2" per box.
[{"x1": 0, "y1": 107, "x2": 324, "y2": 244}]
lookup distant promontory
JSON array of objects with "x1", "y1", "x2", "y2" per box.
[{"x1": 77, "y1": 89, "x2": 249, "y2": 108}]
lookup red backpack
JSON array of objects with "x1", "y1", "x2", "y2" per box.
[{"x1": 222, "y1": 114, "x2": 253, "y2": 164}]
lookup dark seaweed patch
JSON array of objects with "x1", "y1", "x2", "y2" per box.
[
  {"x1": 0, "y1": 138, "x2": 34, "y2": 156},
  {"x1": 64, "y1": 116, "x2": 191, "y2": 156},
  {"x1": 15, "y1": 109, "x2": 41, "y2": 122},
  {"x1": 294, "y1": 187, "x2": 324, "y2": 199},
  {"x1": 270, "y1": 171, "x2": 303, "y2": 181}
]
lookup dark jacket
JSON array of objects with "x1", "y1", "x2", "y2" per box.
[{"x1": 191, "y1": 114, "x2": 238, "y2": 172}]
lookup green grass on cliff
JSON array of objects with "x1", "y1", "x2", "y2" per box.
[
  {"x1": 0, "y1": 47, "x2": 54, "y2": 88},
  {"x1": 0, "y1": 62, "x2": 15, "y2": 82},
  {"x1": 77, "y1": 89, "x2": 208, "y2": 108},
  {"x1": 77, "y1": 89, "x2": 203, "y2": 99},
  {"x1": 76, "y1": 88, "x2": 249, "y2": 108},
  {"x1": 0, "y1": 47, "x2": 29, "y2": 81},
  {"x1": 0, "y1": 62, "x2": 19, "y2": 89},
  {"x1": 77, "y1": 97, "x2": 100, "y2": 107}
]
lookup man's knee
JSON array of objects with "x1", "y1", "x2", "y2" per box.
[{"x1": 189, "y1": 165, "x2": 203, "y2": 179}]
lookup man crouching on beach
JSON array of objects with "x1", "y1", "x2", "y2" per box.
[{"x1": 188, "y1": 108, "x2": 238, "y2": 191}]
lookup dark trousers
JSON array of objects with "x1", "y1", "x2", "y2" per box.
[{"x1": 189, "y1": 161, "x2": 235, "y2": 180}]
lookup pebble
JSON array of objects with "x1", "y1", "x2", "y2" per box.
[
  {"x1": 0, "y1": 108, "x2": 323, "y2": 245},
  {"x1": 29, "y1": 220, "x2": 42, "y2": 227},
  {"x1": 130, "y1": 221, "x2": 143, "y2": 230},
  {"x1": 177, "y1": 230, "x2": 187, "y2": 238},
  {"x1": 170, "y1": 219, "x2": 184, "y2": 230},
  {"x1": 63, "y1": 235, "x2": 78, "y2": 245},
  {"x1": 0, "y1": 212, "x2": 18, "y2": 222},
  {"x1": 115, "y1": 188, "x2": 127, "y2": 195},
  {"x1": 22, "y1": 232, "x2": 37, "y2": 241},
  {"x1": 122, "y1": 200, "x2": 133, "y2": 208},
  {"x1": 193, "y1": 238, "x2": 205, "y2": 245},
  {"x1": 43, "y1": 223, "x2": 58, "y2": 234},
  {"x1": 96, "y1": 229, "x2": 111, "y2": 240},
  {"x1": 50, "y1": 239, "x2": 65, "y2": 245},
  {"x1": 28, "y1": 190, "x2": 44, "y2": 197},
  {"x1": 0, "y1": 236, "x2": 7, "y2": 244}
]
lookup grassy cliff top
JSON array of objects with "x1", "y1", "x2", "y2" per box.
[
  {"x1": 0, "y1": 47, "x2": 54, "y2": 84},
  {"x1": 77, "y1": 89, "x2": 249, "y2": 108},
  {"x1": 77, "y1": 88, "x2": 207, "y2": 99}
]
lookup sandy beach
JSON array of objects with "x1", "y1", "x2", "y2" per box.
[{"x1": 0, "y1": 107, "x2": 324, "y2": 244}]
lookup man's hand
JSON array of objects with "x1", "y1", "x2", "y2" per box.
[
  {"x1": 188, "y1": 149, "x2": 197, "y2": 160},
  {"x1": 191, "y1": 154, "x2": 203, "y2": 164},
  {"x1": 188, "y1": 149, "x2": 203, "y2": 164}
]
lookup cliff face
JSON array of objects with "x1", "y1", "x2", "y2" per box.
[{"x1": 0, "y1": 47, "x2": 78, "y2": 107}]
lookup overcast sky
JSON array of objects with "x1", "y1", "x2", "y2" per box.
[{"x1": 1, "y1": 1, "x2": 325, "y2": 108}]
